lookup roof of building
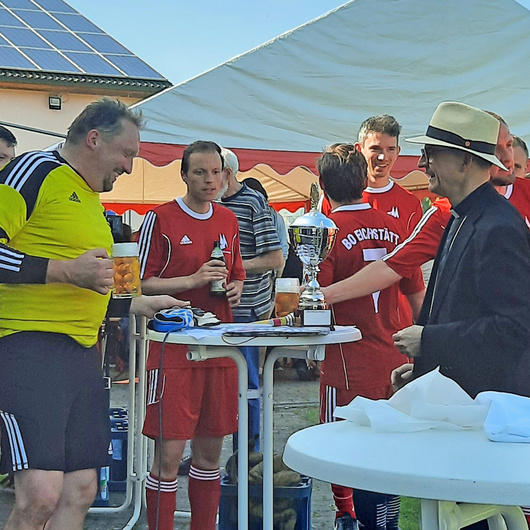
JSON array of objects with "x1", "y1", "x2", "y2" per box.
[{"x1": 0, "y1": 0, "x2": 171, "y2": 92}]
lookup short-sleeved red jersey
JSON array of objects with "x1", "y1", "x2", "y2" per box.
[
  {"x1": 383, "y1": 198, "x2": 452, "y2": 279},
  {"x1": 363, "y1": 180, "x2": 423, "y2": 234},
  {"x1": 138, "y1": 197, "x2": 246, "y2": 369},
  {"x1": 318, "y1": 203, "x2": 418, "y2": 392},
  {"x1": 502, "y1": 179, "x2": 530, "y2": 228}
]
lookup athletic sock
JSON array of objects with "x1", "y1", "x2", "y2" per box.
[
  {"x1": 331, "y1": 483, "x2": 356, "y2": 519},
  {"x1": 145, "y1": 473, "x2": 178, "y2": 530},
  {"x1": 188, "y1": 464, "x2": 221, "y2": 530}
]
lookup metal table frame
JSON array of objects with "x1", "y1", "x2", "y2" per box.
[{"x1": 90, "y1": 321, "x2": 360, "y2": 529}]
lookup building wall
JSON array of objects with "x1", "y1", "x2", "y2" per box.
[{"x1": 0, "y1": 87, "x2": 141, "y2": 152}]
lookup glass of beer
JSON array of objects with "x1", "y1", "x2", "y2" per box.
[
  {"x1": 275, "y1": 278, "x2": 300, "y2": 317},
  {"x1": 112, "y1": 242, "x2": 142, "y2": 298}
]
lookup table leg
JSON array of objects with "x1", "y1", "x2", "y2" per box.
[
  {"x1": 187, "y1": 345, "x2": 249, "y2": 530},
  {"x1": 263, "y1": 345, "x2": 326, "y2": 530}
]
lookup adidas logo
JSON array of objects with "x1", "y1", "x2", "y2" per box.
[
  {"x1": 69, "y1": 191, "x2": 81, "y2": 203},
  {"x1": 387, "y1": 206, "x2": 399, "y2": 218},
  {"x1": 180, "y1": 235, "x2": 192, "y2": 245}
]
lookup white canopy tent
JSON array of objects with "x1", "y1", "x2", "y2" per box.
[{"x1": 102, "y1": 0, "x2": 529, "y2": 214}]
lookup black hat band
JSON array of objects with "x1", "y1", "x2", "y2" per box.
[{"x1": 426, "y1": 125, "x2": 496, "y2": 155}]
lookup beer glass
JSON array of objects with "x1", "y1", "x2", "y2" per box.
[
  {"x1": 112, "y1": 242, "x2": 142, "y2": 298},
  {"x1": 275, "y1": 278, "x2": 300, "y2": 317}
]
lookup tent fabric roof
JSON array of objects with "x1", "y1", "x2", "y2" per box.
[{"x1": 133, "y1": 0, "x2": 530, "y2": 173}]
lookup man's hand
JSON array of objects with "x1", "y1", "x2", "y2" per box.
[
  {"x1": 189, "y1": 259, "x2": 228, "y2": 289},
  {"x1": 393, "y1": 325, "x2": 424, "y2": 358},
  {"x1": 226, "y1": 280, "x2": 243, "y2": 308},
  {"x1": 47, "y1": 248, "x2": 114, "y2": 295},
  {"x1": 130, "y1": 295, "x2": 190, "y2": 319},
  {"x1": 391, "y1": 363, "x2": 414, "y2": 392}
]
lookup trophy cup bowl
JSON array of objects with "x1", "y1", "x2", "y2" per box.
[{"x1": 288, "y1": 209, "x2": 338, "y2": 326}]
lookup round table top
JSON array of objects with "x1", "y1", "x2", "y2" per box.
[
  {"x1": 148, "y1": 324, "x2": 361, "y2": 347},
  {"x1": 284, "y1": 421, "x2": 530, "y2": 505}
]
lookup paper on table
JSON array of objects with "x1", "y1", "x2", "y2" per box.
[
  {"x1": 334, "y1": 368, "x2": 489, "y2": 432},
  {"x1": 476, "y1": 391, "x2": 530, "y2": 443}
]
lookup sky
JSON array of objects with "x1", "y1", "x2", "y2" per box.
[{"x1": 65, "y1": 0, "x2": 353, "y2": 85}]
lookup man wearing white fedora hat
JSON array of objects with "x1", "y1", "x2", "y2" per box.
[{"x1": 392, "y1": 101, "x2": 530, "y2": 399}]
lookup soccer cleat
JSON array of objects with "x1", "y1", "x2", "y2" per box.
[
  {"x1": 150, "y1": 308, "x2": 194, "y2": 332},
  {"x1": 334, "y1": 513, "x2": 360, "y2": 530}
]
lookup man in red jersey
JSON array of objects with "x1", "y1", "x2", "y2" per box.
[
  {"x1": 357, "y1": 114, "x2": 423, "y2": 233},
  {"x1": 317, "y1": 144, "x2": 425, "y2": 530},
  {"x1": 137, "y1": 141, "x2": 245, "y2": 530}
]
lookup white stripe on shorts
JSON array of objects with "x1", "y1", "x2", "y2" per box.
[{"x1": 1, "y1": 411, "x2": 29, "y2": 471}]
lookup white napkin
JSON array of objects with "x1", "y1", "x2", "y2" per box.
[
  {"x1": 476, "y1": 391, "x2": 530, "y2": 443},
  {"x1": 334, "y1": 368, "x2": 489, "y2": 432}
]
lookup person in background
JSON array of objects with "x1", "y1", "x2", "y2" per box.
[
  {"x1": 138, "y1": 140, "x2": 245, "y2": 530},
  {"x1": 317, "y1": 144, "x2": 425, "y2": 530},
  {"x1": 242, "y1": 176, "x2": 289, "y2": 272},
  {"x1": 0, "y1": 126, "x2": 16, "y2": 167},
  {"x1": 221, "y1": 148, "x2": 283, "y2": 451},
  {"x1": 513, "y1": 135, "x2": 528, "y2": 179},
  {"x1": 0, "y1": 98, "x2": 183, "y2": 530}
]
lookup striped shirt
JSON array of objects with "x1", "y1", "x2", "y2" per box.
[{"x1": 221, "y1": 184, "x2": 281, "y2": 319}]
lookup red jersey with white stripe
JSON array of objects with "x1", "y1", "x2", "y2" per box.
[
  {"x1": 383, "y1": 183, "x2": 530, "y2": 280},
  {"x1": 138, "y1": 197, "x2": 246, "y2": 369},
  {"x1": 502, "y1": 178, "x2": 530, "y2": 229},
  {"x1": 363, "y1": 180, "x2": 423, "y2": 234},
  {"x1": 318, "y1": 203, "x2": 423, "y2": 392},
  {"x1": 383, "y1": 198, "x2": 451, "y2": 279}
]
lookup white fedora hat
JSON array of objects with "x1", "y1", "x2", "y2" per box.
[{"x1": 407, "y1": 101, "x2": 507, "y2": 170}]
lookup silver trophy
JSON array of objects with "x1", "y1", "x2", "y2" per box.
[{"x1": 288, "y1": 184, "x2": 338, "y2": 326}]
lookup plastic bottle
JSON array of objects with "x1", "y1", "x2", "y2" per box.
[{"x1": 210, "y1": 240, "x2": 226, "y2": 297}]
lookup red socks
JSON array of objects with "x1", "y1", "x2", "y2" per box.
[
  {"x1": 145, "y1": 473, "x2": 178, "y2": 530},
  {"x1": 188, "y1": 464, "x2": 221, "y2": 530},
  {"x1": 332, "y1": 483, "x2": 356, "y2": 519}
]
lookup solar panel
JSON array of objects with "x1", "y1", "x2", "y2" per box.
[
  {"x1": 1, "y1": 26, "x2": 51, "y2": 47},
  {"x1": 0, "y1": 44, "x2": 35, "y2": 68},
  {"x1": 33, "y1": 0, "x2": 76, "y2": 13},
  {"x1": 13, "y1": 9, "x2": 64, "y2": 30},
  {"x1": 23, "y1": 46, "x2": 81, "y2": 71},
  {"x1": 1, "y1": 0, "x2": 36, "y2": 9},
  {"x1": 105, "y1": 54, "x2": 163, "y2": 79},
  {"x1": 52, "y1": 13, "x2": 103, "y2": 33},
  {"x1": 64, "y1": 51, "x2": 123, "y2": 76},
  {"x1": 39, "y1": 29, "x2": 91, "y2": 51},
  {"x1": 0, "y1": 8, "x2": 25, "y2": 26},
  {"x1": 0, "y1": 0, "x2": 167, "y2": 81},
  {"x1": 79, "y1": 33, "x2": 130, "y2": 55}
]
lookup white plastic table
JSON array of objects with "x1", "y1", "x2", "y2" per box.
[
  {"x1": 284, "y1": 421, "x2": 530, "y2": 529},
  {"x1": 130, "y1": 324, "x2": 361, "y2": 529}
]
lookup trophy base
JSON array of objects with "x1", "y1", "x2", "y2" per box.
[{"x1": 298, "y1": 308, "x2": 332, "y2": 327}]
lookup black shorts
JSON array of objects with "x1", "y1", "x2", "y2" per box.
[{"x1": 0, "y1": 332, "x2": 110, "y2": 473}]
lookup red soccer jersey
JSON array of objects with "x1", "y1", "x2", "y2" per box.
[
  {"x1": 503, "y1": 179, "x2": 530, "y2": 228},
  {"x1": 383, "y1": 197, "x2": 452, "y2": 279},
  {"x1": 363, "y1": 180, "x2": 423, "y2": 234},
  {"x1": 318, "y1": 203, "x2": 418, "y2": 392},
  {"x1": 138, "y1": 197, "x2": 246, "y2": 369}
]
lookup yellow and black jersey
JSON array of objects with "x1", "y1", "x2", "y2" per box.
[{"x1": 0, "y1": 150, "x2": 112, "y2": 347}]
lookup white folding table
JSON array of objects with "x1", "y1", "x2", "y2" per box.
[
  {"x1": 284, "y1": 421, "x2": 530, "y2": 529},
  {"x1": 112, "y1": 322, "x2": 360, "y2": 529}
]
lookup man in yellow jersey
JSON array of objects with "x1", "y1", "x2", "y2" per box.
[{"x1": 0, "y1": 99, "x2": 182, "y2": 530}]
